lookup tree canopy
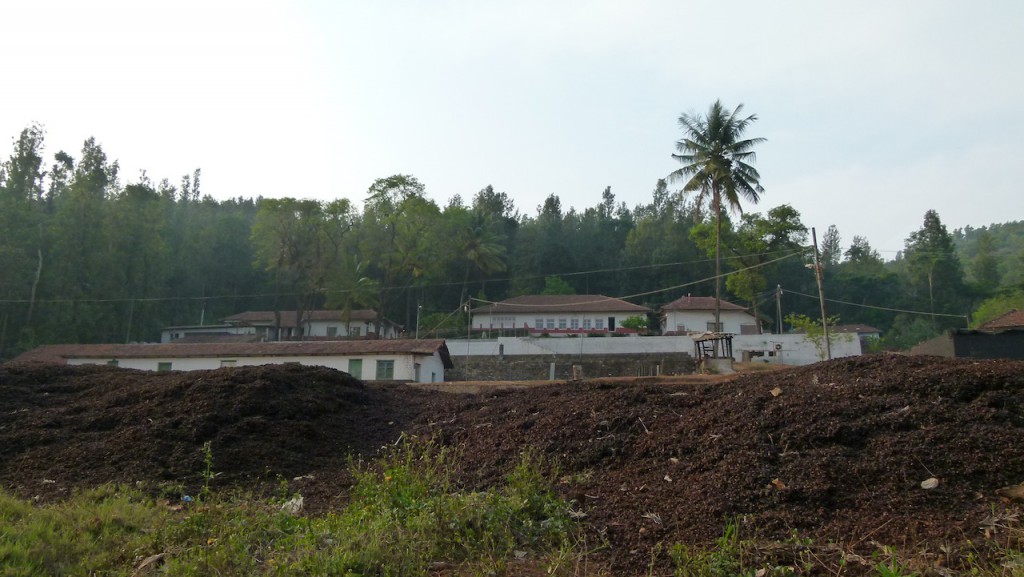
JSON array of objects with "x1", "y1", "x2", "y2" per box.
[{"x1": 0, "y1": 124, "x2": 1012, "y2": 358}]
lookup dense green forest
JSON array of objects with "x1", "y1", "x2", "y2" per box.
[{"x1": 1, "y1": 124, "x2": 1021, "y2": 359}]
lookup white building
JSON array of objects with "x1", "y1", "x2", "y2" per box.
[
  {"x1": 161, "y1": 309, "x2": 401, "y2": 343},
  {"x1": 14, "y1": 340, "x2": 451, "y2": 383},
  {"x1": 660, "y1": 296, "x2": 761, "y2": 335},
  {"x1": 470, "y1": 295, "x2": 652, "y2": 336}
]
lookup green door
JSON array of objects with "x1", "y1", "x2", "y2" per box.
[{"x1": 348, "y1": 358, "x2": 363, "y2": 379}]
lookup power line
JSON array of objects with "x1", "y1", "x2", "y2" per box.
[
  {"x1": 783, "y1": 288, "x2": 968, "y2": 320},
  {"x1": 0, "y1": 248, "x2": 805, "y2": 307},
  {"x1": 470, "y1": 250, "x2": 803, "y2": 308}
]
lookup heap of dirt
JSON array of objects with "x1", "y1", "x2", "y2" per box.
[
  {"x1": 2, "y1": 354, "x2": 1023, "y2": 573},
  {"x1": 0, "y1": 362, "x2": 433, "y2": 503}
]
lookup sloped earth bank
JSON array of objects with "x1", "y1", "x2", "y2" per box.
[{"x1": 1, "y1": 355, "x2": 1023, "y2": 574}]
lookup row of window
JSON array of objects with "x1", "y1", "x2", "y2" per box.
[
  {"x1": 344, "y1": 358, "x2": 395, "y2": 379},
  {"x1": 129, "y1": 358, "x2": 397, "y2": 379},
  {"x1": 533, "y1": 318, "x2": 606, "y2": 330},
  {"x1": 325, "y1": 326, "x2": 361, "y2": 337}
]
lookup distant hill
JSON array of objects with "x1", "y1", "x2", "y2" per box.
[{"x1": 953, "y1": 221, "x2": 1024, "y2": 287}]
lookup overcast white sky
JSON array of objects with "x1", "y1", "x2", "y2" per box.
[{"x1": 2, "y1": 1, "x2": 1022, "y2": 255}]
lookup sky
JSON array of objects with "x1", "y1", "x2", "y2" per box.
[{"x1": 2, "y1": 0, "x2": 1022, "y2": 256}]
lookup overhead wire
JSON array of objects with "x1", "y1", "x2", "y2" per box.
[{"x1": 782, "y1": 288, "x2": 968, "y2": 319}]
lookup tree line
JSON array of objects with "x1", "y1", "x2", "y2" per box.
[{"x1": 1, "y1": 119, "x2": 1020, "y2": 359}]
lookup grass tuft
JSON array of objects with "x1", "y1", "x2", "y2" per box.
[{"x1": 0, "y1": 437, "x2": 583, "y2": 576}]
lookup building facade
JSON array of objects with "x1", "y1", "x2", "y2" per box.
[
  {"x1": 162, "y1": 310, "x2": 401, "y2": 343},
  {"x1": 470, "y1": 295, "x2": 652, "y2": 336},
  {"x1": 660, "y1": 296, "x2": 760, "y2": 335},
  {"x1": 13, "y1": 340, "x2": 452, "y2": 383}
]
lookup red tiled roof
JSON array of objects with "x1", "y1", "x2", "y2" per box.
[
  {"x1": 661, "y1": 296, "x2": 747, "y2": 312},
  {"x1": 470, "y1": 295, "x2": 650, "y2": 314},
  {"x1": 223, "y1": 310, "x2": 389, "y2": 328},
  {"x1": 979, "y1": 309, "x2": 1024, "y2": 330},
  {"x1": 11, "y1": 340, "x2": 451, "y2": 367}
]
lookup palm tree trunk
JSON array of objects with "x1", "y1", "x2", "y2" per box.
[
  {"x1": 25, "y1": 248, "x2": 43, "y2": 326},
  {"x1": 460, "y1": 263, "x2": 470, "y2": 308},
  {"x1": 713, "y1": 190, "x2": 722, "y2": 335}
]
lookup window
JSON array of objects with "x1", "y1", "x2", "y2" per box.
[
  {"x1": 595, "y1": 318, "x2": 605, "y2": 330},
  {"x1": 106, "y1": 359, "x2": 119, "y2": 367},
  {"x1": 220, "y1": 359, "x2": 237, "y2": 368},
  {"x1": 375, "y1": 360, "x2": 394, "y2": 380},
  {"x1": 740, "y1": 324, "x2": 758, "y2": 335},
  {"x1": 351, "y1": 326, "x2": 361, "y2": 336},
  {"x1": 546, "y1": 318, "x2": 555, "y2": 329},
  {"x1": 570, "y1": 318, "x2": 579, "y2": 330},
  {"x1": 348, "y1": 358, "x2": 363, "y2": 379},
  {"x1": 535, "y1": 318, "x2": 544, "y2": 329},
  {"x1": 326, "y1": 326, "x2": 338, "y2": 337},
  {"x1": 157, "y1": 362, "x2": 172, "y2": 372},
  {"x1": 582, "y1": 319, "x2": 592, "y2": 330},
  {"x1": 706, "y1": 322, "x2": 723, "y2": 332},
  {"x1": 558, "y1": 318, "x2": 567, "y2": 329},
  {"x1": 676, "y1": 324, "x2": 687, "y2": 332}
]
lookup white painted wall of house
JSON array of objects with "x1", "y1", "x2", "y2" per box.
[
  {"x1": 160, "y1": 325, "x2": 250, "y2": 343},
  {"x1": 662, "y1": 310, "x2": 758, "y2": 334},
  {"x1": 302, "y1": 320, "x2": 395, "y2": 339},
  {"x1": 161, "y1": 320, "x2": 400, "y2": 342},
  {"x1": 67, "y1": 353, "x2": 446, "y2": 382},
  {"x1": 472, "y1": 311, "x2": 647, "y2": 334}
]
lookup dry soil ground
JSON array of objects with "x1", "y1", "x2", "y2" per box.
[{"x1": 1, "y1": 355, "x2": 1022, "y2": 575}]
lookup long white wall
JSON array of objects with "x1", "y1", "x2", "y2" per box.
[
  {"x1": 446, "y1": 334, "x2": 861, "y2": 366},
  {"x1": 67, "y1": 354, "x2": 446, "y2": 382}
]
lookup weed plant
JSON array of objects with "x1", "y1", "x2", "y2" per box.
[
  {"x1": 0, "y1": 437, "x2": 581, "y2": 576},
  {"x1": 2, "y1": 438, "x2": 1021, "y2": 576}
]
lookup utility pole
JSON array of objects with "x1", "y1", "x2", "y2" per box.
[
  {"x1": 464, "y1": 301, "x2": 471, "y2": 376},
  {"x1": 125, "y1": 299, "x2": 134, "y2": 344},
  {"x1": 810, "y1": 228, "x2": 832, "y2": 360},
  {"x1": 415, "y1": 304, "x2": 422, "y2": 340},
  {"x1": 775, "y1": 285, "x2": 782, "y2": 334}
]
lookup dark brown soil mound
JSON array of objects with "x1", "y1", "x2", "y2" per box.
[
  {"x1": 414, "y1": 355, "x2": 1024, "y2": 571},
  {"x1": 0, "y1": 363, "x2": 432, "y2": 502},
  {"x1": 2, "y1": 354, "x2": 1022, "y2": 574}
]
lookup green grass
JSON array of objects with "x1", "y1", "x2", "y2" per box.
[
  {"x1": 0, "y1": 484, "x2": 168, "y2": 576},
  {"x1": 2, "y1": 440, "x2": 1022, "y2": 576},
  {"x1": 0, "y1": 438, "x2": 583, "y2": 576},
  {"x1": 664, "y1": 520, "x2": 1024, "y2": 577}
]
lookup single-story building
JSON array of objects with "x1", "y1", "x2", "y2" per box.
[
  {"x1": 978, "y1": 309, "x2": 1024, "y2": 331},
  {"x1": 13, "y1": 339, "x2": 452, "y2": 383},
  {"x1": 470, "y1": 295, "x2": 652, "y2": 336},
  {"x1": 909, "y1": 328, "x2": 1024, "y2": 360},
  {"x1": 159, "y1": 324, "x2": 254, "y2": 343},
  {"x1": 161, "y1": 309, "x2": 401, "y2": 343},
  {"x1": 660, "y1": 296, "x2": 760, "y2": 335}
]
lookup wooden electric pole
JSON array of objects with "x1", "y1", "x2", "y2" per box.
[{"x1": 810, "y1": 227, "x2": 832, "y2": 360}]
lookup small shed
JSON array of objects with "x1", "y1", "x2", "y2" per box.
[{"x1": 693, "y1": 332, "x2": 735, "y2": 373}]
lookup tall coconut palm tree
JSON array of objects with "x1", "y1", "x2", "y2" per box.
[
  {"x1": 457, "y1": 213, "x2": 508, "y2": 306},
  {"x1": 325, "y1": 255, "x2": 380, "y2": 336},
  {"x1": 668, "y1": 100, "x2": 765, "y2": 332}
]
